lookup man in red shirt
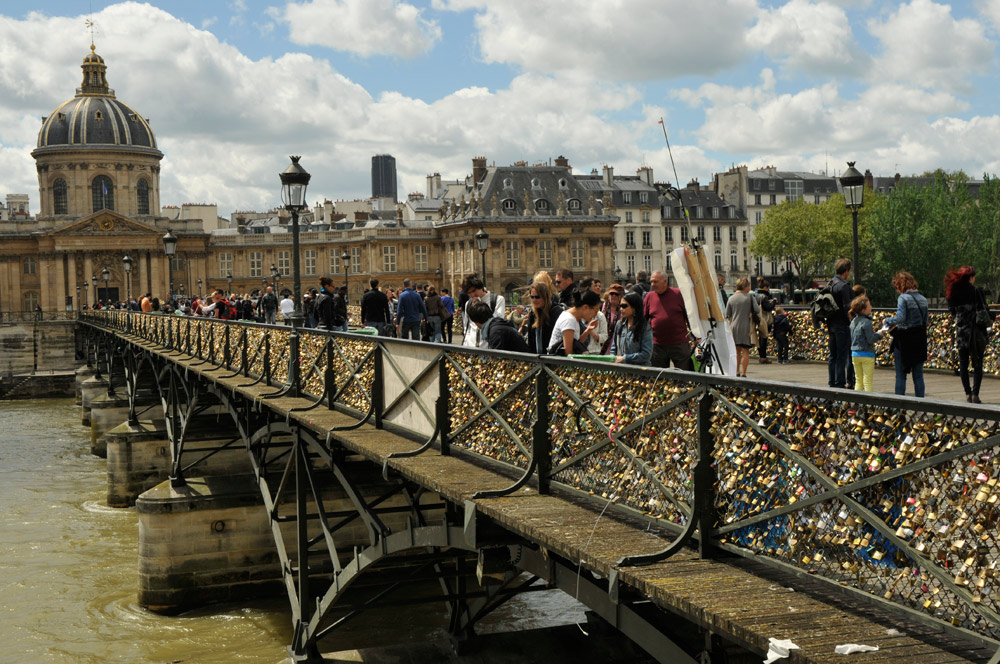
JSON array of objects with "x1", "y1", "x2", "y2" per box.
[{"x1": 643, "y1": 270, "x2": 694, "y2": 370}]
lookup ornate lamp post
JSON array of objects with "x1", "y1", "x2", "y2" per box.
[
  {"x1": 91, "y1": 275, "x2": 97, "y2": 308},
  {"x1": 341, "y1": 250, "x2": 351, "y2": 303},
  {"x1": 270, "y1": 263, "x2": 280, "y2": 293},
  {"x1": 279, "y1": 155, "x2": 311, "y2": 398},
  {"x1": 178, "y1": 284, "x2": 185, "y2": 297},
  {"x1": 614, "y1": 265, "x2": 623, "y2": 285},
  {"x1": 227, "y1": 271, "x2": 233, "y2": 296},
  {"x1": 197, "y1": 278, "x2": 203, "y2": 295},
  {"x1": 839, "y1": 161, "x2": 865, "y2": 286},
  {"x1": 475, "y1": 228, "x2": 489, "y2": 287},
  {"x1": 122, "y1": 254, "x2": 133, "y2": 304},
  {"x1": 162, "y1": 230, "x2": 178, "y2": 300},
  {"x1": 101, "y1": 267, "x2": 110, "y2": 304},
  {"x1": 435, "y1": 266, "x2": 442, "y2": 285}
]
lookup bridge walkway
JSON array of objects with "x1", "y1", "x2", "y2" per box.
[{"x1": 116, "y1": 327, "x2": 995, "y2": 664}]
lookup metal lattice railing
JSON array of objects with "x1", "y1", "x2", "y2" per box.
[{"x1": 78, "y1": 310, "x2": 1000, "y2": 643}]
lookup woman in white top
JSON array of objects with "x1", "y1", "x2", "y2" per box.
[{"x1": 548, "y1": 289, "x2": 602, "y2": 355}]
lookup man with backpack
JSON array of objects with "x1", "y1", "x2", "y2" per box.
[
  {"x1": 755, "y1": 280, "x2": 777, "y2": 364},
  {"x1": 201, "y1": 290, "x2": 238, "y2": 320},
  {"x1": 817, "y1": 259, "x2": 854, "y2": 388},
  {"x1": 461, "y1": 274, "x2": 505, "y2": 348}
]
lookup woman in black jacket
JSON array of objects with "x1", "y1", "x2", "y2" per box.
[
  {"x1": 945, "y1": 266, "x2": 994, "y2": 403},
  {"x1": 525, "y1": 280, "x2": 563, "y2": 354}
]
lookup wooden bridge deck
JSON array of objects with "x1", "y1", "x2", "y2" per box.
[{"x1": 125, "y1": 332, "x2": 996, "y2": 663}]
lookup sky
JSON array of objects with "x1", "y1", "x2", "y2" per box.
[{"x1": 2, "y1": 0, "x2": 1000, "y2": 217}]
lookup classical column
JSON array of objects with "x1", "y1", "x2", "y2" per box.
[
  {"x1": 137, "y1": 252, "x2": 148, "y2": 297},
  {"x1": 8, "y1": 256, "x2": 23, "y2": 312},
  {"x1": 67, "y1": 252, "x2": 78, "y2": 309},
  {"x1": 83, "y1": 254, "x2": 94, "y2": 307},
  {"x1": 55, "y1": 252, "x2": 67, "y2": 312},
  {"x1": 39, "y1": 253, "x2": 55, "y2": 313}
]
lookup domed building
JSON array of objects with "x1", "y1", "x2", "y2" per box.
[{"x1": 0, "y1": 46, "x2": 208, "y2": 314}]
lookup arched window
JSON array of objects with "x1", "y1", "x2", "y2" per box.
[
  {"x1": 502, "y1": 199, "x2": 516, "y2": 213},
  {"x1": 534, "y1": 199, "x2": 550, "y2": 212},
  {"x1": 53, "y1": 178, "x2": 68, "y2": 215},
  {"x1": 137, "y1": 179, "x2": 150, "y2": 215},
  {"x1": 92, "y1": 175, "x2": 114, "y2": 212},
  {"x1": 567, "y1": 198, "x2": 582, "y2": 212}
]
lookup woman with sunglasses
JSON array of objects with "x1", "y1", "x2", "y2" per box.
[
  {"x1": 525, "y1": 280, "x2": 563, "y2": 354},
  {"x1": 610, "y1": 291, "x2": 652, "y2": 365},
  {"x1": 600, "y1": 285, "x2": 624, "y2": 353}
]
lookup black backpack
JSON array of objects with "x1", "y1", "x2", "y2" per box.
[
  {"x1": 810, "y1": 285, "x2": 838, "y2": 327},
  {"x1": 759, "y1": 293, "x2": 776, "y2": 312}
]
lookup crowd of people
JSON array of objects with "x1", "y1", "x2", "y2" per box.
[{"x1": 85, "y1": 259, "x2": 996, "y2": 399}]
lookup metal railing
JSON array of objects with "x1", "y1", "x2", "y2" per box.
[
  {"x1": 80, "y1": 310, "x2": 1000, "y2": 644},
  {"x1": 0, "y1": 311, "x2": 79, "y2": 323}
]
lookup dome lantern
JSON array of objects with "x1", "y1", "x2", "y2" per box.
[{"x1": 79, "y1": 44, "x2": 113, "y2": 97}]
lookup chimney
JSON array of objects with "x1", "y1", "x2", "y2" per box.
[
  {"x1": 472, "y1": 156, "x2": 487, "y2": 184},
  {"x1": 637, "y1": 166, "x2": 654, "y2": 186},
  {"x1": 554, "y1": 155, "x2": 571, "y2": 172},
  {"x1": 687, "y1": 178, "x2": 700, "y2": 193},
  {"x1": 894, "y1": 173, "x2": 900, "y2": 187},
  {"x1": 864, "y1": 169, "x2": 874, "y2": 191},
  {"x1": 602, "y1": 165, "x2": 614, "y2": 187}
]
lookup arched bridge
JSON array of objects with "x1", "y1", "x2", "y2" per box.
[{"x1": 79, "y1": 311, "x2": 1000, "y2": 663}]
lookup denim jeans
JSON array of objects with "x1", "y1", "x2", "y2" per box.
[
  {"x1": 400, "y1": 320, "x2": 421, "y2": 340},
  {"x1": 265, "y1": 309, "x2": 276, "y2": 325},
  {"x1": 893, "y1": 346, "x2": 925, "y2": 397},
  {"x1": 427, "y1": 315, "x2": 442, "y2": 342},
  {"x1": 826, "y1": 323, "x2": 850, "y2": 388}
]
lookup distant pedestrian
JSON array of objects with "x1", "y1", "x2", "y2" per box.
[
  {"x1": 884, "y1": 271, "x2": 929, "y2": 397},
  {"x1": 825, "y1": 259, "x2": 853, "y2": 388},
  {"x1": 717, "y1": 275, "x2": 729, "y2": 306},
  {"x1": 461, "y1": 275, "x2": 505, "y2": 348},
  {"x1": 630, "y1": 270, "x2": 652, "y2": 296},
  {"x1": 279, "y1": 293, "x2": 294, "y2": 324},
  {"x1": 755, "y1": 280, "x2": 776, "y2": 364},
  {"x1": 945, "y1": 266, "x2": 995, "y2": 403},
  {"x1": 360, "y1": 279, "x2": 391, "y2": 335},
  {"x1": 440, "y1": 288, "x2": 455, "y2": 343},
  {"x1": 468, "y1": 300, "x2": 528, "y2": 353},
  {"x1": 772, "y1": 306, "x2": 792, "y2": 364},
  {"x1": 600, "y1": 284, "x2": 624, "y2": 354},
  {"x1": 424, "y1": 285, "x2": 444, "y2": 342},
  {"x1": 610, "y1": 292, "x2": 652, "y2": 366},
  {"x1": 725, "y1": 277, "x2": 759, "y2": 377},
  {"x1": 555, "y1": 268, "x2": 576, "y2": 307},
  {"x1": 525, "y1": 281, "x2": 563, "y2": 354},
  {"x1": 395, "y1": 278, "x2": 427, "y2": 340},
  {"x1": 849, "y1": 295, "x2": 882, "y2": 392}
]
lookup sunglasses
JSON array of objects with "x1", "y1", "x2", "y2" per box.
[
  {"x1": 608, "y1": 292, "x2": 621, "y2": 297},
  {"x1": 620, "y1": 302, "x2": 631, "y2": 309},
  {"x1": 529, "y1": 294, "x2": 542, "y2": 299}
]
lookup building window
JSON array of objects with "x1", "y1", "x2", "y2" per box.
[
  {"x1": 382, "y1": 245, "x2": 397, "y2": 272},
  {"x1": 665, "y1": 226, "x2": 673, "y2": 242},
  {"x1": 137, "y1": 178, "x2": 150, "y2": 215},
  {"x1": 753, "y1": 179, "x2": 761, "y2": 191},
  {"x1": 622, "y1": 192, "x2": 632, "y2": 204},
  {"x1": 277, "y1": 250, "x2": 290, "y2": 276},
  {"x1": 786, "y1": 180, "x2": 803, "y2": 201},
  {"x1": 570, "y1": 239, "x2": 585, "y2": 268},
  {"x1": 714, "y1": 249, "x2": 722, "y2": 271},
  {"x1": 743, "y1": 230, "x2": 747, "y2": 242},
  {"x1": 329, "y1": 248, "x2": 340, "y2": 274},
  {"x1": 692, "y1": 206, "x2": 701, "y2": 219},
  {"x1": 53, "y1": 178, "x2": 68, "y2": 215},
  {"x1": 505, "y1": 240, "x2": 520, "y2": 269},
  {"x1": 219, "y1": 252, "x2": 233, "y2": 278},
  {"x1": 502, "y1": 198, "x2": 516, "y2": 212},
  {"x1": 535, "y1": 199, "x2": 550, "y2": 212},
  {"x1": 625, "y1": 230, "x2": 635, "y2": 248},
  {"x1": 680, "y1": 226, "x2": 689, "y2": 242},
  {"x1": 249, "y1": 251, "x2": 262, "y2": 277},
  {"x1": 23, "y1": 256, "x2": 36, "y2": 275},
  {"x1": 755, "y1": 257, "x2": 763, "y2": 275},
  {"x1": 769, "y1": 194, "x2": 776, "y2": 206},
  {"x1": 643, "y1": 255, "x2": 652, "y2": 272},
  {"x1": 351, "y1": 246, "x2": 361, "y2": 274},
  {"x1": 770, "y1": 260, "x2": 778, "y2": 275},
  {"x1": 814, "y1": 195, "x2": 821, "y2": 204},
  {"x1": 663, "y1": 206, "x2": 671, "y2": 219},
  {"x1": 713, "y1": 226, "x2": 721, "y2": 242},
  {"x1": 642, "y1": 230, "x2": 652, "y2": 249},
  {"x1": 754, "y1": 194, "x2": 761, "y2": 205},
  {"x1": 23, "y1": 291, "x2": 38, "y2": 311},
  {"x1": 538, "y1": 240, "x2": 553, "y2": 269},
  {"x1": 641, "y1": 211, "x2": 650, "y2": 223},
  {"x1": 697, "y1": 226, "x2": 705, "y2": 241},
  {"x1": 639, "y1": 192, "x2": 648, "y2": 204},
  {"x1": 755, "y1": 211, "x2": 763, "y2": 223},
  {"x1": 627, "y1": 255, "x2": 635, "y2": 276},
  {"x1": 730, "y1": 249, "x2": 738, "y2": 269},
  {"x1": 625, "y1": 211, "x2": 633, "y2": 223},
  {"x1": 568, "y1": 198, "x2": 582, "y2": 212},
  {"x1": 711, "y1": 207, "x2": 719, "y2": 219},
  {"x1": 414, "y1": 245, "x2": 428, "y2": 271},
  {"x1": 768, "y1": 179, "x2": 776, "y2": 190},
  {"x1": 728, "y1": 226, "x2": 736, "y2": 242},
  {"x1": 304, "y1": 249, "x2": 317, "y2": 276},
  {"x1": 92, "y1": 175, "x2": 114, "y2": 212}
]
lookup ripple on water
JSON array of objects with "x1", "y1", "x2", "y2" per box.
[{"x1": 81, "y1": 499, "x2": 134, "y2": 515}]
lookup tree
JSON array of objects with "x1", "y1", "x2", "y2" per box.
[{"x1": 749, "y1": 197, "x2": 852, "y2": 295}]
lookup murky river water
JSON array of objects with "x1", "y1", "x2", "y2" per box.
[{"x1": 0, "y1": 399, "x2": 601, "y2": 664}]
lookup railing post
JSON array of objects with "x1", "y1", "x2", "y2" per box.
[
  {"x1": 696, "y1": 388, "x2": 717, "y2": 560},
  {"x1": 372, "y1": 345, "x2": 384, "y2": 428},
  {"x1": 222, "y1": 324, "x2": 230, "y2": 369},
  {"x1": 240, "y1": 327, "x2": 249, "y2": 376},
  {"x1": 534, "y1": 367, "x2": 551, "y2": 495},
  {"x1": 437, "y1": 354, "x2": 450, "y2": 455},
  {"x1": 263, "y1": 334, "x2": 272, "y2": 385}
]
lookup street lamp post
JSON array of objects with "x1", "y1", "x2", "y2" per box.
[
  {"x1": 123, "y1": 254, "x2": 133, "y2": 305},
  {"x1": 197, "y1": 278, "x2": 203, "y2": 296},
  {"x1": 227, "y1": 272, "x2": 233, "y2": 296},
  {"x1": 279, "y1": 155, "x2": 311, "y2": 399},
  {"x1": 162, "y1": 230, "x2": 178, "y2": 301},
  {"x1": 475, "y1": 228, "x2": 489, "y2": 287},
  {"x1": 91, "y1": 275, "x2": 97, "y2": 308},
  {"x1": 839, "y1": 161, "x2": 865, "y2": 286},
  {"x1": 271, "y1": 263, "x2": 280, "y2": 293},
  {"x1": 101, "y1": 267, "x2": 110, "y2": 304},
  {"x1": 341, "y1": 250, "x2": 351, "y2": 303},
  {"x1": 435, "y1": 266, "x2": 442, "y2": 287}
]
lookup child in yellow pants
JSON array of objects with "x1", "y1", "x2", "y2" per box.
[{"x1": 849, "y1": 296, "x2": 882, "y2": 392}]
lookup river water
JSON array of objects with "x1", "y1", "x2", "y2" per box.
[{"x1": 0, "y1": 399, "x2": 614, "y2": 664}]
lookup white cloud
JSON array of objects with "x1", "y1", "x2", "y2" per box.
[
  {"x1": 280, "y1": 0, "x2": 441, "y2": 58},
  {"x1": 747, "y1": 0, "x2": 868, "y2": 74},
  {"x1": 868, "y1": 0, "x2": 993, "y2": 93},
  {"x1": 435, "y1": 0, "x2": 758, "y2": 80},
  {"x1": 977, "y1": 0, "x2": 1000, "y2": 32},
  {"x1": 201, "y1": 17, "x2": 218, "y2": 29}
]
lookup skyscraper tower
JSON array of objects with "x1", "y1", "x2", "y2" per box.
[{"x1": 371, "y1": 154, "x2": 397, "y2": 205}]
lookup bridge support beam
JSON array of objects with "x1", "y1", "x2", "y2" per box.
[
  {"x1": 90, "y1": 394, "x2": 162, "y2": 458},
  {"x1": 74, "y1": 365, "x2": 97, "y2": 405}
]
